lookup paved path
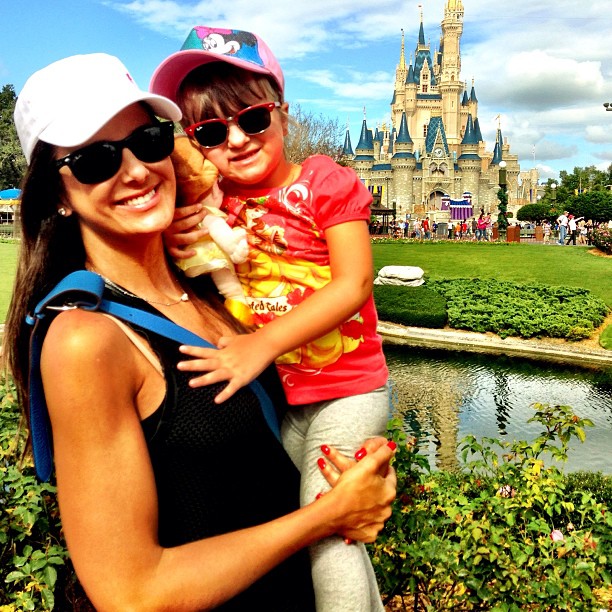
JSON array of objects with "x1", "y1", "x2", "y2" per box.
[{"x1": 378, "y1": 321, "x2": 612, "y2": 369}]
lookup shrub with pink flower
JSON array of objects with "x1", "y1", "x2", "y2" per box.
[
  {"x1": 591, "y1": 224, "x2": 612, "y2": 254},
  {"x1": 550, "y1": 529, "x2": 564, "y2": 542}
]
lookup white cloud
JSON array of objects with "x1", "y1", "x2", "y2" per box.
[{"x1": 100, "y1": 0, "x2": 612, "y2": 176}]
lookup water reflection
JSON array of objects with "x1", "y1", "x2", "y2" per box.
[{"x1": 385, "y1": 346, "x2": 612, "y2": 474}]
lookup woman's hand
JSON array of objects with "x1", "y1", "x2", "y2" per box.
[
  {"x1": 165, "y1": 181, "x2": 226, "y2": 259},
  {"x1": 164, "y1": 203, "x2": 209, "y2": 259},
  {"x1": 315, "y1": 439, "x2": 397, "y2": 543}
]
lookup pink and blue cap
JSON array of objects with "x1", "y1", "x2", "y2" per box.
[{"x1": 150, "y1": 26, "x2": 285, "y2": 103}]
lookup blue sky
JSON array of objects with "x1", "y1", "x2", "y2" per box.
[{"x1": 1, "y1": 0, "x2": 611, "y2": 181}]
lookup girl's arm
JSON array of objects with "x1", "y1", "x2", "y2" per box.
[
  {"x1": 41, "y1": 308, "x2": 394, "y2": 612},
  {"x1": 178, "y1": 219, "x2": 374, "y2": 402}
]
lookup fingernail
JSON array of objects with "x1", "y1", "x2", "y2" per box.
[
  {"x1": 315, "y1": 492, "x2": 323, "y2": 500},
  {"x1": 320, "y1": 444, "x2": 331, "y2": 456},
  {"x1": 317, "y1": 458, "x2": 326, "y2": 470},
  {"x1": 355, "y1": 448, "x2": 367, "y2": 461},
  {"x1": 387, "y1": 440, "x2": 397, "y2": 451}
]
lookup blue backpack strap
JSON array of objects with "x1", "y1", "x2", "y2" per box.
[{"x1": 27, "y1": 270, "x2": 280, "y2": 481}]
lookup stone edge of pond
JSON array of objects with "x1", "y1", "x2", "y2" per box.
[
  {"x1": 378, "y1": 321, "x2": 612, "y2": 369},
  {"x1": 2, "y1": 322, "x2": 611, "y2": 369}
]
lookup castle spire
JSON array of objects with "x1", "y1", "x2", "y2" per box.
[
  {"x1": 399, "y1": 29, "x2": 406, "y2": 70},
  {"x1": 396, "y1": 112, "x2": 413, "y2": 144},
  {"x1": 342, "y1": 127, "x2": 353, "y2": 156},
  {"x1": 418, "y1": 4, "x2": 425, "y2": 46}
]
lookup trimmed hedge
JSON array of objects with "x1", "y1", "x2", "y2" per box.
[{"x1": 373, "y1": 284, "x2": 447, "y2": 328}]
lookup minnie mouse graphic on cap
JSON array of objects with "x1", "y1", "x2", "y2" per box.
[{"x1": 182, "y1": 27, "x2": 264, "y2": 68}]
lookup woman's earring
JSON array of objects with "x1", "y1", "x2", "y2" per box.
[{"x1": 58, "y1": 207, "x2": 67, "y2": 216}]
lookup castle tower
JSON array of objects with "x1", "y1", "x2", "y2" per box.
[
  {"x1": 391, "y1": 112, "x2": 416, "y2": 214},
  {"x1": 439, "y1": 0, "x2": 464, "y2": 145},
  {"x1": 457, "y1": 114, "x2": 482, "y2": 209}
]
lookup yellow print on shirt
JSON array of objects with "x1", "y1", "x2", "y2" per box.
[{"x1": 235, "y1": 250, "x2": 364, "y2": 369}]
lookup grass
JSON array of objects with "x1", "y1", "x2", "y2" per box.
[
  {"x1": 600, "y1": 324, "x2": 612, "y2": 350},
  {"x1": 0, "y1": 239, "x2": 610, "y2": 324},
  {"x1": 372, "y1": 241, "x2": 612, "y2": 307},
  {"x1": 0, "y1": 240, "x2": 18, "y2": 323}
]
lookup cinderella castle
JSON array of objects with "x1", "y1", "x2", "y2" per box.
[{"x1": 342, "y1": 0, "x2": 539, "y2": 226}]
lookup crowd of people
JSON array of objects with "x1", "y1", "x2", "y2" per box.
[
  {"x1": 369, "y1": 210, "x2": 494, "y2": 241},
  {"x1": 369, "y1": 212, "x2": 610, "y2": 246}
]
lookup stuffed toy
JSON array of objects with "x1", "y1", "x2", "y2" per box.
[{"x1": 170, "y1": 136, "x2": 249, "y2": 312}]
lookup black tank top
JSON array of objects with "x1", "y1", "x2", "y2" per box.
[{"x1": 106, "y1": 286, "x2": 315, "y2": 611}]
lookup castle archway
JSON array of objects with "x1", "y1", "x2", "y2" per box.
[{"x1": 428, "y1": 190, "x2": 446, "y2": 210}]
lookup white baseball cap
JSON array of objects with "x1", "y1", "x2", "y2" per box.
[{"x1": 14, "y1": 53, "x2": 182, "y2": 164}]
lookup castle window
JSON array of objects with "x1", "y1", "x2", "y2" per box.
[
  {"x1": 423, "y1": 124, "x2": 428, "y2": 137},
  {"x1": 422, "y1": 84, "x2": 428, "y2": 93}
]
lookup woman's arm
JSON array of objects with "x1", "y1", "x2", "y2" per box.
[
  {"x1": 41, "y1": 309, "x2": 394, "y2": 611},
  {"x1": 178, "y1": 219, "x2": 374, "y2": 402}
]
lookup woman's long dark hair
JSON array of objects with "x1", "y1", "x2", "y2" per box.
[{"x1": 3, "y1": 139, "x2": 85, "y2": 419}]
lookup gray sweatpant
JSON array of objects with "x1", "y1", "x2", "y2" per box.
[{"x1": 281, "y1": 385, "x2": 390, "y2": 612}]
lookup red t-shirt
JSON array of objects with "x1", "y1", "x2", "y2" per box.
[{"x1": 222, "y1": 156, "x2": 388, "y2": 405}]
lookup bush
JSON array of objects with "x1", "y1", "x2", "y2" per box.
[
  {"x1": 428, "y1": 278, "x2": 609, "y2": 340},
  {"x1": 591, "y1": 225, "x2": 612, "y2": 255},
  {"x1": 600, "y1": 324, "x2": 612, "y2": 350},
  {"x1": 371, "y1": 404, "x2": 612, "y2": 610},
  {"x1": 0, "y1": 377, "x2": 90, "y2": 611},
  {"x1": 373, "y1": 284, "x2": 448, "y2": 328}
]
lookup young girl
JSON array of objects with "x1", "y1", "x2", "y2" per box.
[
  {"x1": 151, "y1": 26, "x2": 390, "y2": 611},
  {"x1": 6, "y1": 52, "x2": 396, "y2": 611}
]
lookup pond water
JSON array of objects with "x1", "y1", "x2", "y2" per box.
[{"x1": 385, "y1": 345, "x2": 612, "y2": 474}]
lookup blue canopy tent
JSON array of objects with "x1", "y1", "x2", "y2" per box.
[
  {"x1": 0, "y1": 188, "x2": 20, "y2": 225},
  {"x1": 0, "y1": 188, "x2": 21, "y2": 200}
]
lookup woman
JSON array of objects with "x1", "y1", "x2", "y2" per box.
[{"x1": 4, "y1": 53, "x2": 396, "y2": 611}]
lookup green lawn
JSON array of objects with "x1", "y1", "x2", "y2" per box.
[
  {"x1": 0, "y1": 240, "x2": 610, "y2": 323},
  {"x1": 372, "y1": 241, "x2": 612, "y2": 307},
  {"x1": 0, "y1": 241, "x2": 18, "y2": 323}
]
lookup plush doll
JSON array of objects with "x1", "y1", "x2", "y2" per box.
[{"x1": 170, "y1": 135, "x2": 249, "y2": 311}]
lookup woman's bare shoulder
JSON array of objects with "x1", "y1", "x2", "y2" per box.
[{"x1": 42, "y1": 308, "x2": 126, "y2": 362}]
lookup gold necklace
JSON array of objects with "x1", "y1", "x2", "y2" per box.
[{"x1": 97, "y1": 275, "x2": 189, "y2": 307}]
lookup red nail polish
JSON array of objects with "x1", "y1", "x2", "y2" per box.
[
  {"x1": 317, "y1": 458, "x2": 326, "y2": 470},
  {"x1": 320, "y1": 444, "x2": 331, "y2": 456},
  {"x1": 355, "y1": 448, "x2": 367, "y2": 461},
  {"x1": 387, "y1": 440, "x2": 397, "y2": 451},
  {"x1": 315, "y1": 492, "x2": 323, "y2": 500}
]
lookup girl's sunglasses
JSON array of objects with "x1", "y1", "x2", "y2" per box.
[
  {"x1": 55, "y1": 121, "x2": 175, "y2": 185},
  {"x1": 185, "y1": 101, "x2": 281, "y2": 148}
]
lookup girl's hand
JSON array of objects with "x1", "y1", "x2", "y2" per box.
[
  {"x1": 177, "y1": 334, "x2": 277, "y2": 403},
  {"x1": 317, "y1": 439, "x2": 397, "y2": 543}
]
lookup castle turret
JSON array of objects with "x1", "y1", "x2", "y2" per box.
[
  {"x1": 391, "y1": 112, "x2": 416, "y2": 214},
  {"x1": 458, "y1": 114, "x2": 481, "y2": 209}
]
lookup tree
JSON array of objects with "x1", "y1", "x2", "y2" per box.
[
  {"x1": 0, "y1": 84, "x2": 27, "y2": 190},
  {"x1": 497, "y1": 188, "x2": 509, "y2": 230},
  {"x1": 559, "y1": 165, "x2": 611, "y2": 195},
  {"x1": 569, "y1": 190, "x2": 612, "y2": 223},
  {"x1": 284, "y1": 104, "x2": 344, "y2": 164},
  {"x1": 516, "y1": 203, "x2": 555, "y2": 222}
]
